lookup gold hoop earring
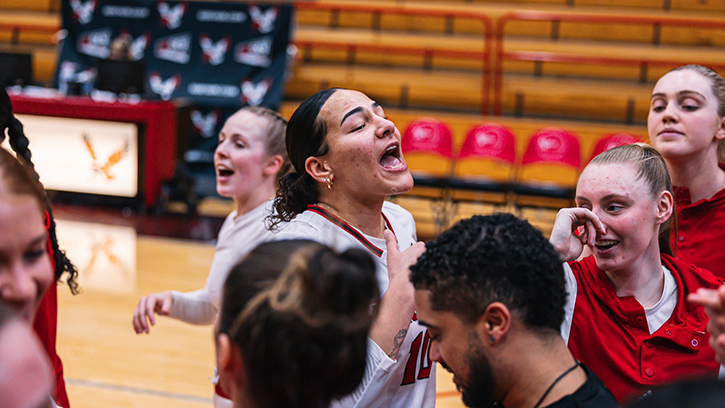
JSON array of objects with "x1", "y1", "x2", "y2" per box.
[{"x1": 326, "y1": 177, "x2": 333, "y2": 190}]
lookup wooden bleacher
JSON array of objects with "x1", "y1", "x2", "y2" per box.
[
  {"x1": 0, "y1": 9, "x2": 58, "y2": 86},
  {"x1": 301, "y1": 0, "x2": 725, "y2": 46},
  {"x1": 9, "y1": 1, "x2": 725, "y2": 120},
  {"x1": 2, "y1": 0, "x2": 718, "y2": 237},
  {"x1": 294, "y1": 1, "x2": 725, "y2": 123},
  {"x1": 0, "y1": 0, "x2": 59, "y2": 13},
  {"x1": 356, "y1": 0, "x2": 725, "y2": 13}
]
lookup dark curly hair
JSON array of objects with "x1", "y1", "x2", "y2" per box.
[
  {"x1": 268, "y1": 88, "x2": 339, "y2": 229},
  {"x1": 0, "y1": 86, "x2": 79, "y2": 294},
  {"x1": 410, "y1": 213, "x2": 566, "y2": 331},
  {"x1": 218, "y1": 239, "x2": 379, "y2": 408}
]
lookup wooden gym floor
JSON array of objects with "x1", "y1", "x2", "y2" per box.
[{"x1": 52, "y1": 203, "x2": 465, "y2": 408}]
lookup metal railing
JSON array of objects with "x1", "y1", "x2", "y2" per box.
[
  {"x1": 493, "y1": 10, "x2": 725, "y2": 115},
  {"x1": 294, "y1": 1, "x2": 493, "y2": 114}
]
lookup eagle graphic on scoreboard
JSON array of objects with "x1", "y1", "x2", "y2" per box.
[{"x1": 83, "y1": 134, "x2": 130, "y2": 181}]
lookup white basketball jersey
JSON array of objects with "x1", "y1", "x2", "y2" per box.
[{"x1": 276, "y1": 201, "x2": 436, "y2": 408}]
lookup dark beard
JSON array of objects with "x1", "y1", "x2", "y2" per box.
[{"x1": 459, "y1": 339, "x2": 497, "y2": 408}]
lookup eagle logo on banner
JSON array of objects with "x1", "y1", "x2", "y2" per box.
[
  {"x1": 129, "y1": 33, "x2": 150, "y2": 61},
  {"x1": 158, "y1": 2, "x2": 186, "y2": 30},
  {"x1": 70, "y1": 0, "x2": 96, "y2": 25},
  {"x1": 149, "y1": 73, "x2": 181, "y2": 100},
  {"x1": 199, "y1": 35, "x2": 231, "y2": 66},
  {"x1": 241, "y1": 78, "x2": 271, "y2": 106},
  {"x1": 234, "y1": 36, "x2": 272, "y2": 68},
  {"x1": 153, "y1": 32, "x2": 192, "y2": 64},
  {"x1": 249, "y1": 6, "x2": 279, "y2": 34},
  {"x1": 83, "y1": 134, "x2": 129, "y2": 181},
  {"x1": 190, "y1": 110, "x2": 219, "y2": 138},
  {"x1": 77, "y1": 28, "x2": 111, "y2": 59}
]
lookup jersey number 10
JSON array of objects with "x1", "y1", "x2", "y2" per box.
[{"x1": 401, "y1": 329, "x2": 432, "y2": 385}]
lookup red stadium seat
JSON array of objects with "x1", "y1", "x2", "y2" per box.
[
  {"x1": 456, "y1": 122, "x2": 516, "y2": 182},
  {"x1": 514, "y1": 127, "x2": 581, "y2": 201},
  {"x1": 589, "y1": 133, "x2": 641, "y2": 162},
  {"x1": 450, "y1": 122, "x2": 518, "y2": 206},
  {"x1": 400, "y1": 117, "x2": 456, "y2": 231},
  {"x1": 401, "y1": 117, "x2": 454, "y2": 180},
  {"x1": 521, "y1": 127, "x2": 581, "y2": 169}
]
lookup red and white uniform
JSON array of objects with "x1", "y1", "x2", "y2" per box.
[
  {"x1": 673, "y1": 170, "x2": 725, "y2": 279},
  {"x1": 34, "y1": 212, "x2": 68, "y2": 408},
  {"x1": 561, "y1": 255, "x2": 723, "y2": 403},
  {"x1": 33, "y1": 284, "x2": 68, "y2": 408},
  {"x1": 167, "y1": 200, "x2": 276, "y2": 408},
  {"x1": 276, "y1": 201, "x2": 436, "y2": 408}
]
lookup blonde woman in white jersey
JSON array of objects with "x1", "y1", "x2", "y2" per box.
[
  {"x1": 132, "y1": 106, "x2": 289, "y2": 407},
  {"x1": 269, "y1": 88, "x2": 434, "y2": 408}
]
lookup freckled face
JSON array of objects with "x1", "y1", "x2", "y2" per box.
[
  {"x1": 317, "y1": 90, "x2": 413, "y2": 200},
  {"x1": 0, "y1": 196, "x2": 53, "y2": 323},
  {"x1": 648, "y1": 69, "x2": 725, "y2": 162},
  {"x1": 576, "y1": 163, "x2": 665, "y2": 274}
]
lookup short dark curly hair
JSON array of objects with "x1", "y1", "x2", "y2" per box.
[{"x1": 410, "y1": 213, "x2": 566, "y2": 332}]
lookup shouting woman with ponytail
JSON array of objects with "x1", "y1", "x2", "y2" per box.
[
  {"x1": 270, "y1": 89, "x2": 433, "y2": 408},
  {"x1": 0, "y1": 86, "x2": 78, "y2": 408},
  {"x1": 549, "y1": 144, "x2": 724, "y2": 403}
]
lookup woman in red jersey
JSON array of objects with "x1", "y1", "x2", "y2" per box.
[
  {"x1": 649, "y1": 65, "x2": 725, "y2": 278},
  {"x1": 550, "y1": 143, "x2": 723, "y2": 403},
  {"x1": 0, "y1": 87, "x2": 77, "y2": 408}
]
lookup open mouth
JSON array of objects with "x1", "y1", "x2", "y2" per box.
[
  {"x1": 595, "y1": 240, "x2": 619, "y2": 252},
  {"x1": 217, "y1": 165, "x2": 234, "y2": 178},
  {"x1": 379, "y1": 144, "x2": 406, "y2": 170}
]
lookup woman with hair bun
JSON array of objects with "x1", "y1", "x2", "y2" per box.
[
  {"x1": 550, "y1": 143, "x2": 724, "y2": 403},
  {"x1": 0, "y1": 86, "x2": 77, "y2": 408},
  {"x1": 269, "y1": 88, "x2": 433, "y2": 408},
  {"x1": 648, "y1": 64, "x2": 725, "y2": 278},
  {"x1": 215, "y1": 240, "x2": 380, "y2": 408}
]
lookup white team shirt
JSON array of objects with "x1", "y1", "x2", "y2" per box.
[
  {"x1": 168, "y1": 200, "x2": 276, "y2": 324},
  {"x1": 276, "y1": 201, "x2": 436, "y2": 408}
]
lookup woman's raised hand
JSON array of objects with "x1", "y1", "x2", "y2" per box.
[
  {"x1": 368, "y1": 230, "x2": 426, "y2": 359},
  {"x1": 132, "y1": 291, "x2": 174, "y2": 334},
  {"x1": 385, "y1": 230, "x2": 426, "y2": 290},
  {"x1": 549, "y1": 208, "x2": 606, "y2": 262}
]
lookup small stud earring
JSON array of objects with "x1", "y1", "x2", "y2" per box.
[{"x1": 490, "y1": 335, "x2": 496, "y2": 344}]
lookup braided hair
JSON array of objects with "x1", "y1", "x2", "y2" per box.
[{"x1": 0, "y1": 87, "x2": 79, "y2": 294}]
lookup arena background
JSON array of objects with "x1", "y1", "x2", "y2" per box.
[{"x1": 1, "y1": 0, "x2": 723, "y2": 406}]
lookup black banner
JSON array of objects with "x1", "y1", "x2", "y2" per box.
[{"x1": 56, "y1": 0, "x2": 293, "y2": 169}]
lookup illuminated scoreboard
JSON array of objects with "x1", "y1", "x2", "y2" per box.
[{"x1": 4, "y1": 115, "x2": 139, "y2": 198}]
